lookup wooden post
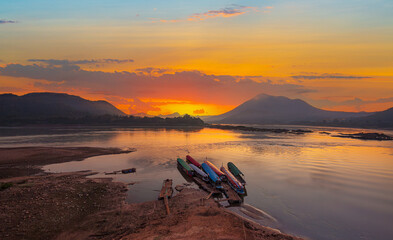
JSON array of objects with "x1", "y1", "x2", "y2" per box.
[
  {"x1": 158, "y1": 179, "x2": 173, "y2": 215},
  {"x1": 164, "y1": 196, "x2": 170, "y2": 215}
]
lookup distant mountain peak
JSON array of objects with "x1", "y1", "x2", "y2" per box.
[
  {"x1": 251, "y1": 93, "x2": 305, "y2": 103},
  {"x1": 253, "y1": 93, "x2": 271, "y2": 99},
  {"x1": 205, "y1": 94, "x2": 371, "y2": 124}
]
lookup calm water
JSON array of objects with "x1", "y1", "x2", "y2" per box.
[{"x1": 1, "y1": 126, "x2": 393, "y2": 240}]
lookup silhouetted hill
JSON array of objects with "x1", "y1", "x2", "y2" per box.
[
  {"x1": 0, "y1": 92, "x2": 126, "y2": 119},
  {"x1": 0, "y1": 93, "x2": 204, "y2": 126},
  {"x1": 342, "y1": 107, "x2": 393, "y2": 128},
  {"x1": 205, "y1": 94, "x2": 371, "y2": 124}
]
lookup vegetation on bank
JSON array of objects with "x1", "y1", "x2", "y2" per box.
[
  {"x1": 0, "y1": 114, "x2": 205, "y2": 126},
  {"x1": 293, "y1": 118, "x2": 393, "y2": 129}
]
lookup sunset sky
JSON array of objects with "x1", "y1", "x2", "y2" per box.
[{"x1": 1, "y1": 0, "x2": 392, "y2": 115}]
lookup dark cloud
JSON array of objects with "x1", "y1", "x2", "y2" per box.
[
  {"x1": 336, "y1": 97, "x2": 393, "y2": 105},
  {"x1": 0, "y1": 63, "x2": 312, "y2": 105},
  {"x1": 374, "y1": 97, "x2": 393, "y2": 103},
  {"x1": 135, "y1": 67, "x2": 169, "y2": 75},
  {"x1": 27, "y1": 59, "x2": 134, "y2": 65},
  {"x1": 291, "y1": 74, "x2": 371, "y2": 80},
  {"x1": 0, "y1": 20, "x2": 17, "y2": 24},
  {"x1": 308, "y1": 97, "x2": 393, "y2": 111}
]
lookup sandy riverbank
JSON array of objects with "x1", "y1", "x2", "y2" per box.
[
  {"x1": 0, "y1": 147, "x2": 302, "y2": 240},
  {"x1": 0, "y1": 147, "x2": 134, "y2": 179}
]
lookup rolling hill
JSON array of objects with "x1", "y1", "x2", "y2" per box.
[
  {"x1": 0, "y1": 92, "x2": 126, "y2": 119},
  {"x1": 344, "y1": 107, "x2": 393, "y2": 128}
]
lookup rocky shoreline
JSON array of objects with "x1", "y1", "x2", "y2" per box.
[
  {"x1": 333, "y1": 132, "x2": 393, "y2": 141},
  {"x1": 207, "y1": 124, "x2": 393, "y2": 140},
  {"x1": 206, "y1": 124, "x2": 313, "y2": 134}
]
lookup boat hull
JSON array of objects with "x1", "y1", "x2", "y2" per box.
[
  {"x1": 177, "y1": 158, "x2": 194, "y2": 177},
  {"x1": 201, "y1": 163, "x2": 223, "y2": 189},
  {"x1": 186, "y1": 155, "x2": 201, "y2": 168},
  {"x1": 204, "y1": 161, "x2": 226, "y2": 181},
  {"x1": 189, "y1": 163, "x2": 209, "y2": 182},
  {"x1": 227, "y1": 162, "x2": 246, "y2": 185},
  {"x1": 220, "y1": 166, "x2": 245, "y2": 195}
]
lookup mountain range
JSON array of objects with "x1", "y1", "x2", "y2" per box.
[
  {"x1": 205, "y1": 94, "x2": 392, "y2": 128},
  {"x1": 0, "y1": 92, "x2": 391, "y2": 128},
  {"x1": 0, "y1": 92, "x2": 126, "y2": 119}
]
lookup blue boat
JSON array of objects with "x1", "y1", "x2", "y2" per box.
[{"x1": 201, "y1": 163, "x2": 223, "y2": 189}]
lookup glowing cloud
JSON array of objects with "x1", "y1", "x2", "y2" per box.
[
  {"x1": 158, "y1": 5, "x2": 261, "y2": 23},
  {"x1": 0, "y1": 63, "x2": 313, "y2": 115},
  {"x1": 27, "y1": 59, "x2": 134, "y2": 65},
  {"x1": 128, "y1": 98, "x2": 160, "y2": 114},
  {"x1": 193, "y1": 109, "x2": 205, "y2": 114},
  {"x1": 292, "y1": 74, "x2": 372, "y2": 80}
]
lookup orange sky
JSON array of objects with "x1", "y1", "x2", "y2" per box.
[{"x1": 0, "y1": 0, "x2": 392, "y2": 115}]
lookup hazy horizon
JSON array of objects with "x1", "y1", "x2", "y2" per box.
[{"x1": 2, "y1": 91, "x2": 390, "y2": 117}]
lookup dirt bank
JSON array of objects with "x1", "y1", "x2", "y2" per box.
[
  {"x1": 1, "y1": 173, "x2": 302, "y2": 240},
  {"x1": 0, "y1": 147, "x2": 302, "y2": 240},
  {"x1": 0, "y1": 172, "x2": 127, "y2": 240},
  {"x1": 58, "y1": 183, "x2": 302, "y2": 240},
  {"x1": 0, "y1": 147, "x2": 134, "y2": 178}
]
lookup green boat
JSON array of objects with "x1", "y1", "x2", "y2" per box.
[
  {"x1": 177, "y1": 158, "x2": 194, "y2": 177},
  {"x1": 227, "y1": 162, "x2": 246, "y2": 186}
]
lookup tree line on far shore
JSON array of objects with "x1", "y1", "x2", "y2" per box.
[{"x1": 0, "y1": 114, "x2": 205, "y2": 126}]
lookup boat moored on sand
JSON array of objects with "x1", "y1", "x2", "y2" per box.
[
  {"x1": 204, "y1": 160, "x2": 226, "y2": 181},
  {"x1": 189, "y1": 163, "x2": 209, "y2": 182},
  {"x1": 186, "y1": 155, "x2": 201, "y2": 168},
  {"x1": 177, "y1": 158, "x2": 194, "y2": 177},
  {"x1": 220, "y1": 166, "x2": 245, "y2": 195},
  {"x1": 227, "y1": 162, "x2": 246, "y2": 186},
  {"x1": 201, "y1": 163, "x2": 223, "y2": 189}
]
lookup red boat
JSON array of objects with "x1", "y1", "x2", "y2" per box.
[
  {"x1": 186, "y1": 155, "x2": 201, "y2": 168},
  {"x1": 204, "y1": 160, "x2": 226, "y2": 181},
  {"x1": 220, "y1": 166, "x2": 245, "y2": 195}
]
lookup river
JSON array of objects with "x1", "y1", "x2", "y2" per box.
[{"x1": 1, "y1": 125, "x2": 392, "y2": 240}]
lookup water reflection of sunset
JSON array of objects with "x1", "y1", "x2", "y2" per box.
[
  {"x1": 109, "y1": 128, "x2": 243, "y2": 147},
  {"x1": 23, "y1": 126, "x2": 391, "y2": 240}
]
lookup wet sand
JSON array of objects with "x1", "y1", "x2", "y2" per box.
[
  {"x1": 0, "y1": 147, "x2": 302, "y2": 240},
  {"x1": 0, "y1": 147, "x2": 134, "y2": 179}
]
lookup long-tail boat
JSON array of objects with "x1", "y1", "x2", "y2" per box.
[
  {"x1": 204, "y1": 160, "x2": 226, "y2": 181},
  {"x1": 220, "y1": 166, "x2": 245, "y2": 195},
  {"x1": 186, "y1": 155, "x2": 202, "y2": 168},
  {"x1": 177, "y1": 158, "x2": 194, "y2": 177},
  {"x1": 189, "y1": 163, "x2": 209, "y2": 181},
  {"x1": 227, "y1": 162, "x2": 246, "y2": 185},
  {"x1": 201, "y1": 163, "x2": 223, "y2": 189}
]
